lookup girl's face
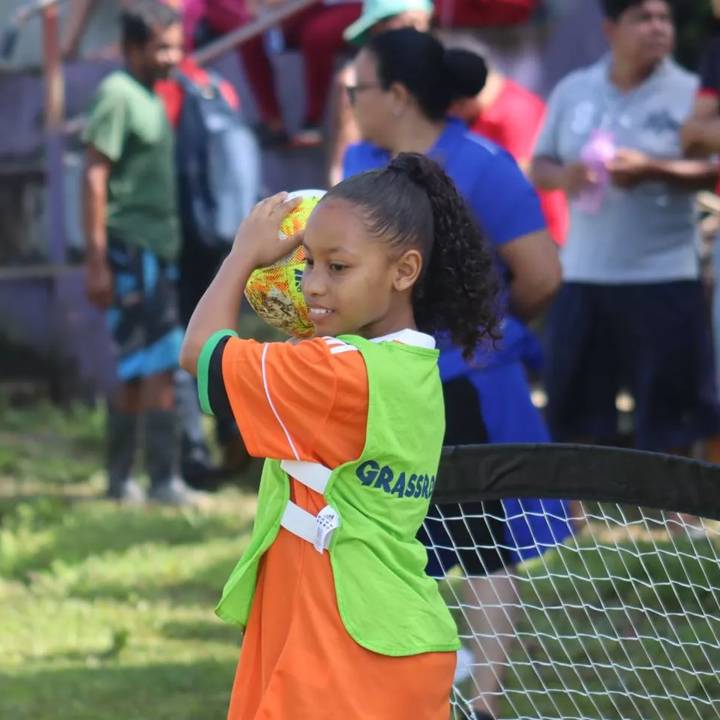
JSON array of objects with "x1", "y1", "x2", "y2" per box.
[
  {"x1": 349, "y1": 50, "x2": 397, "y2": 148},
  {"x1": 302, "y1": 198, "x2": 421, "y2": 339}
]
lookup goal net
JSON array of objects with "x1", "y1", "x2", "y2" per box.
[{"x1": 430, "y1": 445, "x2": 720, "y2": 720}]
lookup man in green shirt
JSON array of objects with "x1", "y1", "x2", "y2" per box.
[{"x1": 83, "y1": 0, "x2": 194, "y2": 504}]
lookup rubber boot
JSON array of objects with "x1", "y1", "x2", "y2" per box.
[
  {"x1": 145, "y1": 409, "x2": 197, "y2": 505},
  {"x1": 106, "y1": 407, "x2": 145, "y2": 503}
]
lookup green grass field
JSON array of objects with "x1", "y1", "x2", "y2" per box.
[
  {"x1": 0, "y1": 396, "x2": 257, "y2": 719},
  {"x1": 2, "y1": 395, "x2": 720, "y2": 719}
]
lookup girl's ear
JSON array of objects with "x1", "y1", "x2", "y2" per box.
[{"x1": 393, "y1": 248, "x2": 423, "y2": 292}]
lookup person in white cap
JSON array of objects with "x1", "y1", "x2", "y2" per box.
[{"x1": 327, "y1": 0, "x2": 434, "y2": 185}]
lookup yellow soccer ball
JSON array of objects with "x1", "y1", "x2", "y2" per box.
[{"x1": 244, "y1": 189, "x2": 325, "y2": 338}]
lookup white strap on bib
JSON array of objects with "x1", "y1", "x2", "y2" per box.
[
  {"x1": 280, "y1": 502, "x2": 340, "y2": 553},
  {"x1": 280, "y1": 459, "x2": 332, "y2": 494},
  {"x1": 279, "y1": 460, "x2": 338, "y2": 552}
]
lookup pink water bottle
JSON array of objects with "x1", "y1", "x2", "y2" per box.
[{"x1": 577, "y1": 129, "x2": 616, "y2": 214}]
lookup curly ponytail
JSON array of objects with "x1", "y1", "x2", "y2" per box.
[{"x1": 325, "y1": 153, "x2": 501, "y2": 357}]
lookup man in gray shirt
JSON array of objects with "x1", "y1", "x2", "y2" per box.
[{"x1": 531, "y1": 0, "x2": 720, "y2": 454}]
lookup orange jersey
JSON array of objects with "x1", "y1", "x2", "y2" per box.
[{"x1": 208, "y1": 335, "x2": 455, "y2": 720}]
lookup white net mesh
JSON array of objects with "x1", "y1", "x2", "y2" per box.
[{"x1": 426, "y1": 502, "x2": 720, "y2": 720}]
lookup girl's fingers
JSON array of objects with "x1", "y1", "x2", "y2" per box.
[
  {"x1": 254, "y1": 192, "x2": 288, "y2": 216},
  {"x1": 270, "y1": 195, "x2": 303, "y2": 221},
  {"x1": 268, "y1": 191, "x2": 290, "y2": 207}
]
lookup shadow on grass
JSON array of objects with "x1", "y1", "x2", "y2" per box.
[
  {"x1": 2, "y1": 659, "x2": 235, "y2": 720},
  {"x1": 161, "y1": 618, "x2": 241, "y2": 645},
  {"x1": 0, "y1": 496, "x2": 254, "y2": 582},
  {"x1": 65, "y1": 555, "x2": 245, "y2": 608}
]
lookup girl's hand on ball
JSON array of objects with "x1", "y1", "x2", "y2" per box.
[{"x1": 232, "y1": 193, "x2": 303, "y2": 268}]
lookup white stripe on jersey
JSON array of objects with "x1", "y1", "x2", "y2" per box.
[
  {"x1": 322, "y1": 336, "x2": 346, "y2": 347},
  {"x1": 261, "y1": 344, "x2": 300, "y2": 460},
  {"x1": 330, "y1": 345, "x2": 358, "y2": 355}
]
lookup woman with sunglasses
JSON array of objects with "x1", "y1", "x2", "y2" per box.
[{"x1": 342, "y1": 27, "x2": 574, "y2": 720}]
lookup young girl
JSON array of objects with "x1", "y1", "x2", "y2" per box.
[{"x1": 180, "y1": 152, "x2": 500, "y2": 719}]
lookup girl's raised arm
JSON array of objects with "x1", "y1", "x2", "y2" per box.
[{"x1": 180, "y1": 193, "x2": 301, "y2": 375}]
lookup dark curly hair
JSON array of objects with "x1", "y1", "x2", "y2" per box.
[{"x1": 324, "y1": 153, "x2": 501, "y2": 358}]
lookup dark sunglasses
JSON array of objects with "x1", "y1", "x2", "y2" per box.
[{"x1": 345, "y1": 82, "x2": 380, "y2": 104}]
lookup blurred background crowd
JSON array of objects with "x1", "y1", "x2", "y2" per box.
[
  {"x1": 2, "y1": 0, "x2": 720, "y2": 500},
  {"x1": 3, "y1": 2, "x2": 720, "y2": 719}
]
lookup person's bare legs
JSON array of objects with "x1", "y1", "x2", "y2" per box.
[
  {"x1": 463, "y1": 569, "x2": 520, "y2": 719},
  {"x1": 142, "y1": 369, "x2": 174, "y2": 412},
  {"x1": 61, "y1": 0, "x2": 97, "y2": 58}
]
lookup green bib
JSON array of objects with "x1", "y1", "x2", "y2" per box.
[{"x1": 215, "y1": 334, "x2": 459, "y2": 656}]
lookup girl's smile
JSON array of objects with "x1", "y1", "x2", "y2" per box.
[{"x1": 307, "y1": 306, "x2": 335, "y2": 325}]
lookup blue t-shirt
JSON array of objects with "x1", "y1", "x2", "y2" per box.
[
  {"x1": 344, "y1": 121, "x2": 574, "y2": 558},
  {"x1": 342, "y1": 118, "x2": 546, "y2": 369}
]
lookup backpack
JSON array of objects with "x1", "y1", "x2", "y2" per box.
[{"x1": 175, "y1": 70, "x2": 261, "y2": 249}]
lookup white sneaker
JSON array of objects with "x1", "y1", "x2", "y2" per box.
[
  {"x1": 148, "y1": 477, "x2": 204, "y2": 507},
  {"x1": 687, "y1": 525, "x2": 709, "y2": 541},
  {"x1": 454, "y1": 645, "x2": 474, "y2": 684},
  {"x1": 106, "y1": 478, "x2": 146, "y2": 505}
]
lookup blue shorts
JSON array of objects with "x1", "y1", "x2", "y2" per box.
[
  {"x1": 544, "y1": 281, "x2": 720, "y2": 452},
  {"x1": 419, "y1": 359, "x2": 574, "y2": 577},
  {"x1": 106, "y1": 240, "x2": 183, "y2": 382}
]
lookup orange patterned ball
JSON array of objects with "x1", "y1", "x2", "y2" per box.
[{"x1": 244, "y1": 189, "x2": 325, "y2": 338}]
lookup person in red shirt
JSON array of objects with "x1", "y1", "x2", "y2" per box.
[
  {"x1": 156, "y1": 56, "x2": 241, "y2": 124},
  {"x1": 434, "y1": 0, "x2": 537, "y2": 29},
  {"x1": 204, "y1": 0, "x2": 362, "y2": 147},
  {"x1": 448, "y1": 49, "x2": 568, "y2": 245},
  {"x1": 680, "y1": 4, "x2": 720, "y2": 165}
]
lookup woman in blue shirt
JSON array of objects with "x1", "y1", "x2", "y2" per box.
[{"x1": 342, "y1": 28, "x2": 572, "y2": 720}]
